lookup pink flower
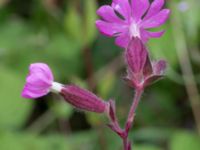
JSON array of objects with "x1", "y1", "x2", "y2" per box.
[
  {"x1": 22, "y1": 63, "x2": 108, "y2": 114},
  {"x1": 124, "y1": 38, "x2": 166, "y2": 89},
  {"x1": 96, "y1": 0, "x2": 170, "y2": 48},
  {"x1": 22, "y1": 63, "x2": 62, "y2": 99}
]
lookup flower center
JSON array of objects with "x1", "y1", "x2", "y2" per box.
[{"x1": 129, "y1": 22, "x2": 140, "y2": 38}]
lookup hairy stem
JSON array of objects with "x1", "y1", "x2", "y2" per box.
[
  {"x1": 123, "y1": 138, "x2": 128, "y2": 150},
  {"x1": 126, "y1": 89, "x2": 143, "y2": 133},
  {"x1": 122, "y1": 89, "x2": 143, "y2": 150},
  {"x1": 106, "y1": 89, "x2": 143, "y2": 150}
]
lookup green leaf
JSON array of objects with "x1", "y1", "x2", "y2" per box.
[
  {"x1": 0, "y1": 130, "x2": 97, "y2": 150},
  {"x1": 134, "y1": 144, "x2": 162, "y2": 150},
  {"x1": 86, "y1": 113, "x2": 106, "y2": 127},
  {"x1": 97, "y1": 71, "x2": 116, "y2": 99},
  {"x1": 170, "y1": 130, "x2": 200, "y2": 150},
  {"x1": 45, "y1": 33, "x2": 81, "y2": 61},
  {"x1": 179, "y1": 0, "x2": 200, "y2": 41},
  {"x1": 65, "y1": 131, "x2": 97, "y2": 150},
  {"x1": 50, "y1": 100, "x2": 73, "y2": 119},
  {"x1": 131, "y1": 127, "x2": 172, "y2": 143},
  {"x1": 83, "y1": 0, "x2": 98, "y2": 46},
  {"x1": 64, "y1": 0, "x2": 97, "y2": 46},
  {"x1": 64, "y1": 2, "x2": 82, "y2": 44},
  {"x1": 0, "y1": 67, "x2": 33, "y2": 129},
  {"x1": 0, "y1": 131, "x2": 69, "y2": 150},
  {"x1": 148, "y1": 25, "x2": 178, "y2": 67},
  {"x1": 0, "y1": 20, "x2": 34, "y2": 53}
]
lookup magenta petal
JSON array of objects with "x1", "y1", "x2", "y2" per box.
[
  {"x1": 97, "y1": 5, "x2": 124, "y2": 23},
  {"x1": 131, "y1": 0, "x2": 149, "y2": 21},
  {"x1": 22, "y1": 86, "x2": 49, "y2": 99},
  {"x1": 146, "y1": 30, "x2": 165, "y2": 38},
  {"x1": 22, "y1": 63, "x2": 54, "y2": 99},
  {"x1": 139, "y1": 28, "x2": 149, "y2": 43},
  {"x1": 140, "y1": 29, "x2": 165, "y2": 43},
  {"x1": 141, "y1": 9, "x2": 170, "y2": 28},
  {"x1": 115, "y1": 32, "x2": 130, "y2": 48},
  {"x1": 24, "y1": 82, "x2": 49, "y2": 92},
  {"x1": 111, "y1": 0, "x2": 131, "y2": 20},
  {"x1": 30, "y1": 63, "x2": 53, "y2": 81},
  {"x1": 96, "y1": 20, "x2": 126, "y2": 36},
  {"x1": 144, "y1": 0, "x2": 164, "y2": 20},
  {"x1": 26, "y1": 72, "x2": 51, "y2": 87}
]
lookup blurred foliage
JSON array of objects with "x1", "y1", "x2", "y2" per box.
[
  {"x1": 170, "y1": 130, "x2": 200, "y2": 150},
  {"x1": 0, "y1": 0, "x2": 200, "y2": 149},
  {"x1": 0, "y1": 66, "x2": 32, "y2": 129}
]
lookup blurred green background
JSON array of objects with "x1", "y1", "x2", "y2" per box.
[{"x1": 0, "y1": 0, "x2": 200, "y2": 149}]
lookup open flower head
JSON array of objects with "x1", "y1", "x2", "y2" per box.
[
  {"x1": 22, "y1": 63, "x2": 62, "y2": 99},
  {"x1": 96, "y1": 0, "x2": 170, "y2": 48}
]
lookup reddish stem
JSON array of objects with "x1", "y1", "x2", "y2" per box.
[
  {"x1": 123, "y1": 138, "x2": 128, "y2": 150},
  {"x1": 125, "y1": 89, "x2": 143, "y2": 133},
  {"x1": 106, "y1": 89, "x2": 143, "y2": 150},
  {"x1": 123, "y1": 88, "x2": 143, "y2": 150}
]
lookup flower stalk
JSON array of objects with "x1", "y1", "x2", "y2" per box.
[
  {"x1": 106, "y1": 88, "x2": 143, "y2": 150},
  {"x1": 125, "y1": 89, "x2": 143, "y2": 134}
]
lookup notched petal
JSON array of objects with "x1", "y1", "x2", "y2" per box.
[
  {"x1": 95, "y1": 20, "x2": 125, "y2": 36},
  {"x1": 97, "y1": 5, "x2": 124, "y2": 23},
  {"x1": 144, "y1": 0, "x2": 165, "y2": 20},
  {"x1": 142, "y1": 9, "x2": 170, "y2": 29},
  {"x1": 131, "y1": 0, "x2": 150, "y2": 21}
]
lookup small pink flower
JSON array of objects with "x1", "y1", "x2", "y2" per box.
[
  {"x1": 22, "y1": 63, "x2": 62, "y2": 99},
  {"x1": 22, "y1": 63, "x2": 108, "y2": 113},
  {"x1": 96, "y1": 0, "x2": 170, "y2": 48}
]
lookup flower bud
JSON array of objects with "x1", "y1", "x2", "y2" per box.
[
  {"x1": 124, "y1": 38, "x2": 167, "y2": 89},
  {"x1": 125, "y1": 37, "x2": 148, "y2": 79},
  {"x1": 60, "y1": 85, "x2": 109, "y2": 113}
]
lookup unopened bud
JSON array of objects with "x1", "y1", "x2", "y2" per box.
[
  {"x1": 124, "y1": 38, "x2": 167, "y2": 89},
  {"x1": 60, "y1": 85, "x2": 109, "y2": 113},
  {"x1": 125, "y1": 37, "x2": 148, "y2": 80}
]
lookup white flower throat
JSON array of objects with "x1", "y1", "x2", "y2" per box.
[
  {"x1": 129, "y1": 22, "x2": 140, "y2": 38},
  {"x1": 50, "y1": 82, "x2": 63, "y2": 93}
]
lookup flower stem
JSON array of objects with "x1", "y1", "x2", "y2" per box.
[
  {"x1": 106, "y1": 89, "x2": 143, "y2": 150},
  {"x1": 122, "y1": 88, "x2": 143, "y2": 150},
  {"x1": 123, "y1": 138, "x2": 128, "y2": 150},
  {"x1": 125, "y1": 89, "x2": 143, "y2": 133}
]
